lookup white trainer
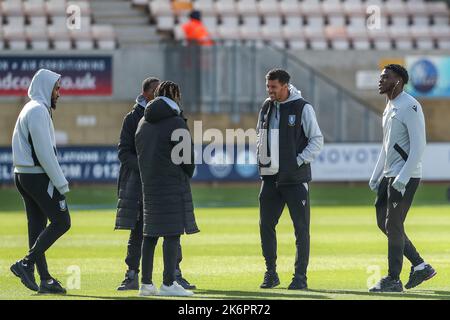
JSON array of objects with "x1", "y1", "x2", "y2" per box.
[
  {"x1": 158, "y1": 281, "x2": 194, "y2": 297},
  {"x1": 139, "y1": 283, "x2": 158, "y2": 296}
]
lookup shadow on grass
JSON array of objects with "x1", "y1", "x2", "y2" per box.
[
  {"x1": 307, "y1": 289, "x2": 450, "y2": 300},
  {"x1": 62, "y1": 289, "x2": 330, "y2": 300},
  {"x1": 188, "y1": 289, "x2": 330, "y2": 300}
]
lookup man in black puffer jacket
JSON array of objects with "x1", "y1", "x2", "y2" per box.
[
  {"x1": 115, "y1": 77, "x2": 195, "y2": 291},
  {"x1": 136, "y1": 81, "x2": 199, "y2": 297}
]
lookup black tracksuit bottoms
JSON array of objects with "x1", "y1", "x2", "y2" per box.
[
  {"x1": 14, "y1": 173, "x2": 71, "y2": 281},
  {"x1": 259, "y1": 175, "x2": 310, "y2": 276},
  {"x1": 141, "y1": 235, "x2": 181, "y2": 286},
  {"x1": 125, "y1": 206, "x2": 183, "y2": 276},
  {"x1": 375, "y1": 177, "x2": 424, "y2": 280}
]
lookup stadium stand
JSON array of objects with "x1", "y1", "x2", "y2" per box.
[
  {"x1": 0, "y1": 0, "x2": 117, "y2": 50},
  {"x1": 131, "y1": 0, "x2": 450, "y2": 50}
]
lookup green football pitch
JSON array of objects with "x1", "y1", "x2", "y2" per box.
[{"x1": 0, "y1": 184, "x2": 449, "y2": 300}]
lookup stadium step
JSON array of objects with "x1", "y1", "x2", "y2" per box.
[
  {"x1": 90, "y1": 0, "x2": 159, "y2": 46},
  {"x1": 115, "y1": 26, "x2": 160, "y2": 45}
]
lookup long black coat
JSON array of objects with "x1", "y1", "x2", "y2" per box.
[
  {"x1": 135, "y1": 98, "x2": 199, "y2": 237},
  {"x1": 115, "y1": 104, "x2": 144, "y2": 230}
]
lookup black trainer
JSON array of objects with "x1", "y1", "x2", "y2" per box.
[
  {"x1": 38, "y1": 278, "x2": 66, "y2": 294},
  {"x1": 260, "y1": 271, "x2": 280, "y2": 289},
  {"x1": 369, "y1": 276, "x2": 403, "y2": 293},
  {"x1": 176, "y1": 276, "x2": 196, "y2": 290},
  {"x1": 10, "y1": 259, "x2": 39, "y2": 292},
  {"x1": 288, "y1": 274, "x2": 308, "y2": 290},
  {"x1": 117, "y1": 270, "x2": 139, "y2": 291},
  {"x1": 405, "y1": 264, "x2": 437, "y2": 289}
]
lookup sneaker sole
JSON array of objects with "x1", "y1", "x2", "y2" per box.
[
  {"x1": 405, "y1": 270, "x2": 437, "y2": 289},
  {"x1": 139, "y1": 292, "x2": 158, "y2": 296},
  {"x1": 10, "y1": 264, "x2": 38, "y2": 292},
  {"x1": 260, "y1": 280, "x2": 280, "y2": 289},
  {"x1": 157, "y1": 292, "x2": 194, "y2": 297},
  {"x1": 38, "y1": 290, "x2": 67, "y2": 295}
]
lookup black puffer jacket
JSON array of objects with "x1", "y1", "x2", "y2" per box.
[
  {"x1": 135, "y1": 97, "x2": 199, "y2": 237},
  {"x1": 115, "y1": 103, "x2": 145, "y2": 230}
]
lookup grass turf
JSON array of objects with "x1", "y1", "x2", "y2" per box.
[{"x1": 1, "y1": 184, "x2": 450, "y2": 300}]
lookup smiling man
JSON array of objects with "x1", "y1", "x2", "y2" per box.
[
  {"x1": 369, "y1": 64, "x2": 436, "y2": 293},
  {"x1": 10, "y1": 69, "x2": 70, "y2": 294},
  {"x1": 256, "y1": 69, "x2": 323, "y2": 290}
]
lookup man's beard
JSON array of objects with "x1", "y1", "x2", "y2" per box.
[{"x1": 51, "y1": 99, "x2": 57, "y2": 109}]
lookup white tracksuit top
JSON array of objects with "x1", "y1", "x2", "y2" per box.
[
  {"x1": 11, "y1": 69, "x2": 69, "y2": 195},
  {"x1": 370, "y1": 91, "x2": 426, "y2": 187}
]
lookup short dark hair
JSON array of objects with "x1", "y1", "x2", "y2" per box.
[
  {"x1": 154, "y1": 80, "x2": 181, "y2": 102},
  {"x1": 384, "y1": 64, "x2": 409, "y2": 85},
  {"x1": 190, "y1": 10, "x2": 201, "y2": 21},
  {"x1": 265, "y1": 69, "x2": 290, "y2": 84},
  {"x1": 142, "y1": 77, "x2": 160, "y2": 93}
]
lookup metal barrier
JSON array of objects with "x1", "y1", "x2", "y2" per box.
[{"x1": 164, "y1": 41, "x2": 382, "y2": 142}]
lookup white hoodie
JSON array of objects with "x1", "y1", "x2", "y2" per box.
[{"x1": 12, "y1": 69, "x2": 69, "y2": 195}]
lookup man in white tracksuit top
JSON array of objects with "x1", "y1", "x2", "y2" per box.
[
  {"x1": 10, "y1": 69, "x2": 70, "y2": 294},
  {"x1": 369, "y1": 64, "x2": 436, "y2": 293}
]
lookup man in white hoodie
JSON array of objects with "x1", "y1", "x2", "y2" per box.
[
  {"x1": 256, "y1": 69, "x2": 323, "y2": 290},
  {"x1": 10, "y1": 69, "x2": 70, "y2": 294},
  {"x1": 369, "y1": 64, "x2": 436, "y2": 293}
]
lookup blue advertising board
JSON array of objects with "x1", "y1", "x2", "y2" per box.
[{"x1": 406, "y1": 56, "x2": 450, "y2": 98}]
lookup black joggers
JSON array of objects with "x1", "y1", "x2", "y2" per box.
[
  {"x1": 375, "y1": 177, "x2": 424, "y2": 280},
  {"x1": 14, "y1": 173, "x2": 71, "y2": 281},
  {"x1": 259, "y1": 175, "x2": 311, "y2": 277}
]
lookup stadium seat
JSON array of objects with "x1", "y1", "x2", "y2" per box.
[
  {"x1": 221, "y1": 15, "x2": 240, "y2": 28},
  {"x1": 431, "y1": 25, "x2": 450, "y2": 50},
  {"x1": 304, "y1": 26, "x2": 328, "y2": 50},
  {"x1": 217, "y1": 24, "x2": 240, "y2": 43},
  {"x1": 26, "y1": 25, "x2": 50, "y2": 50},
  {"x1": 71, "y1": 27, "x2": 94, "y2": 50},
  {"x1": 264, "y1": 15, "x2": 283, "y2": 29},
  {"x1": 48, "y1": 25, "x2": 72, "y2": 50},
  {"x1": 410, "y1": 25, "x2": 434, "y2": 50},
  {"x1": 347, "y1": 26, "x2": 371, "y2": 50},
  {"x1": 46, "y1": 0, "x2": 67, "y2": 17},
  {"x1": 388, "y1": 26, "x2": 413, "y2": 50},
  {"x1": 240, "y1": 25, "x2": 262, "y2": 41},
  {"x1": 326, "y1": 26, "x2": 350, "y2": 50},
  {"x1": 285, "y1": 16, "x2": 304, "y2": 29},
  {"x1": 3, "y1": 25, "x2": 27, "y2": 50},
  {"x1": 2, "y1": 0, "x2": 26, "y2": 26},
  {"x1": 322, "y1": 0, "x2": 346, "y2": 27},
  {"x1": 215, "y1": 0, "x2": 237, "y2": 16},
  {"x1": 236, "y1": 0, "x2": 258, "y2": 16},
  {"x1": 241, "y1": 15, "x2": 261, "y2": 29},
  {"x1": 92, "y1": 25, "x2": 117, "y2": 50},
  {"x1": 24, "y1": 0, "x2": 48, "y2": 27},
  {"x1": 428, "y1": 2, "x2": 450, "y2": 26},
  {"x1": 369, "y1": 28, "x2": 392, "y2": 50},
  {"x1": 193, "y1": 0, "x2": 217, "y2": 15},
  {"x1": 406, "y1": 1, "x2": 430, "y2": 26},
  {"x1": 284, "y1": 26, "x2": 307, "y2": 50},
  {"x1": 258, "y1": 0, "x2": 280, "y2": 16},
  {"x1": 280, "y1": 0, "x2": 301, "y2": 17},
  {"x1": 67, "y1": 0, "x2": 92, "y2": 27}
]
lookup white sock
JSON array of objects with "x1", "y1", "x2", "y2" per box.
[{"x1": 414, "y1": 262, "x2": 426, "y2": 271}]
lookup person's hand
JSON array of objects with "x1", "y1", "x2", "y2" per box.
[
  {"x1": 369, "y1": 179, "x2": 379, "y2": 192},
  {"x1": 392, "y1": 178, "x2": 406, "y2": 195}
]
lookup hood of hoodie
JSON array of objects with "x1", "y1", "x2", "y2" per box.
[
  {"x1": 280, "y1": 84, "x2": 303, "y2": 104},
  {"x1": 28, "y1": 69, "x2": 61, "y2": 109},
  {"x1": 144, "y1": 97, "x2": 181, "y2": 123},
  {"x1": 135, "y1": 94, "x2": 148, "y2": 109}
]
